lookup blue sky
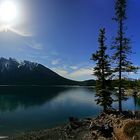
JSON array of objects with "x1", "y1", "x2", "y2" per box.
[{"x1": 0, "y1": 0, "x2": 139, "y2": 81}]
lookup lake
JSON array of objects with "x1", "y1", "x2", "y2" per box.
[{"x1": 0, "y1": 86, "x2": 139, "y2": 136}]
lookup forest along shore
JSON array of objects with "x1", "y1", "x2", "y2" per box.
[
  {"x1": 124, "y1": 89, "x2": 140, "y2": 97},
  {"x1": 7, "y1": 110, "x2": 140, "y2": 140}
]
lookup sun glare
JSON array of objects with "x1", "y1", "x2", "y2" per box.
[{"x1": 0, "y1": 1, "x2": 18, "y2": 23}]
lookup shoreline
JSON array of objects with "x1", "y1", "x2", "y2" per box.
[{"x1": 6, "y1": 110, "x2": 140, "y2": 140}]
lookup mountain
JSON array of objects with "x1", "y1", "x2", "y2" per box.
[{"x1": 0, "y1": 57, "x2": 80, "y2": 85}]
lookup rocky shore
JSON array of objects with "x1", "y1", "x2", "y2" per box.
[{"x1": 6, "y1": 110, "x2": 140, "y2": 140}]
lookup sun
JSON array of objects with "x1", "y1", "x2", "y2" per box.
[{"x1": 0, "y1": 1, "x2": 18, "y2": 23}]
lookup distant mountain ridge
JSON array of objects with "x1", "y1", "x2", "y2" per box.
[
  {"x1": 0, "y1": 57, "x2": 95, "y2": 86},
  {"x1": 0, "y1": 57, "x2": 75, "y2": 85},
  {"x1": 0, "y1": 58, "x2": 38, "y2": 72}
]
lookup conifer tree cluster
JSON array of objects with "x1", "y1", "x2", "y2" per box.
[
  {"x1": 91, "y1": 28, "x2": 113, "y2": 112},
  {"x1": 92, "y1": 0, "x2": 137, "y2": 112}
]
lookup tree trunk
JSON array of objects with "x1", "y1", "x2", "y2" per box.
[{"x1": 119, "y1": 18, "x2": 123, "y2": 112}]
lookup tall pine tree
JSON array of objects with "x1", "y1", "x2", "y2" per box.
[
  {"x1": 112, "y1": 0, "x2": 137, "y2": 112},
  {"x1": 91, "y1": 28, "x2": 113, "y2": 112}
]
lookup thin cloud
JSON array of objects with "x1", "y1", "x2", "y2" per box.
[
  {"x1": 70, "y1": 66, "x2": 78, "y2": 70},
  {"x1": 8, "y1": 27, "x2": 32, "y2": 37},
  {"x1": 51, "y1": 59, "x2": 61, "y2": 65},
  {"x1": 52, "y1": 67, "x2": 93, "y2": 81},
  {"x1": 26, "y1": 41, "x2": 43, "y2": 50},
  {"x1": 52, "y1": 68, "x2": 68, "y2": 77},
  {"x1": 69, "y1": 68, "x2": 92, "y2": 79},
  {"x1": 0, "y1": 26, "x2": 32, "y2": 37}
]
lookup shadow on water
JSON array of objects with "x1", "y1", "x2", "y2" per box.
[{"x1": 0, "y1": 86, "x2": 70, "y2": 112}]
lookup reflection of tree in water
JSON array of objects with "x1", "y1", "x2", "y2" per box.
[
  {"x1": 0, "y1": 86, "x2": 69, "y2": 112},
  {"x1": 133, "y1": 92, "x2": 137, "y2": 108},
  {"x1": 134, "y1": 94, "x2": 140, "y2": 107},
  {"x1": 136, "y1": 98, "x2": 140, "y2": 106}
]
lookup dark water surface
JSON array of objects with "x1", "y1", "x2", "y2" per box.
[{"x1": 0, "y1": 86, "x2": 139, "y2": 136}]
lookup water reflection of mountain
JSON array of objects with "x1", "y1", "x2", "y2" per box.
[{"x1": 0, "y1": 86, "x2": 70, "y2": 112}]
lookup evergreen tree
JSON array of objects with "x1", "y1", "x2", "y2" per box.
[
  {"x1": 112, "y1": 0, "x2": 137, "y2": 112},
  {"x1": 91, "y1": 28, "x2": 113, "y2": 112}
]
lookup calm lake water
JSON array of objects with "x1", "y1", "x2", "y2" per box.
[{"x1": 0, "y1": 86, "x2": 139, "y2": 136}]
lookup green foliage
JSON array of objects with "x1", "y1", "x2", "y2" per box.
[
  {"x1": 111, "y1": 79, "x2": 138, "y2": 89},
  {"x1": 91, "y1": 28, "x2": 113, "y2": 112},
  {"x1": 112, "y1": 0, "x2": 135, "y2": 72}
]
